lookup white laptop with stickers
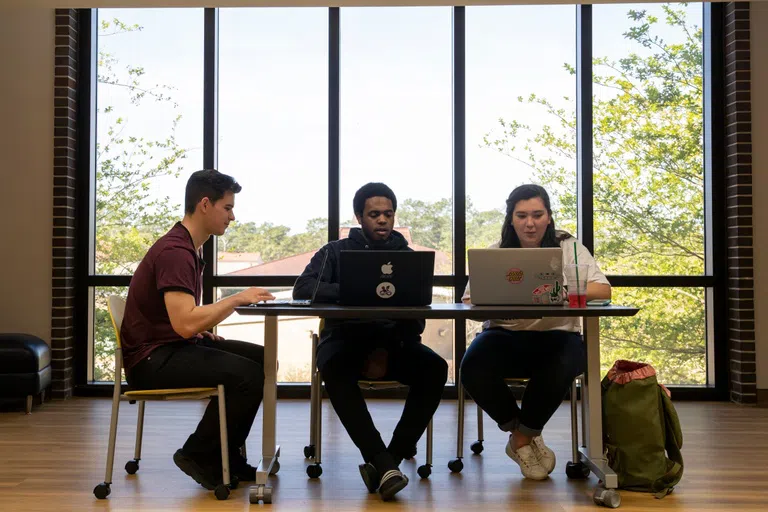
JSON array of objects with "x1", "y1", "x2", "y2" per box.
[{"x1": 467, "y1": 248, "x2": 565, "y2": 306}]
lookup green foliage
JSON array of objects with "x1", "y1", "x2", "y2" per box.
[{"x1": 218, "y1": 218, "x2": 327, "y2": 263}]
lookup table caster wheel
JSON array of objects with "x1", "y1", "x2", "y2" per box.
[
  {"x1": 417, "y1": 464, "x2": 432, "y2": 479},
  {"x1": 306, "y1": 463, "x2": 322, "y2": 478},
  {"x1": 269, "y1": 460, "x2": 280, "y2": 475},
  {"x1": 470, "y1": 441, "x2": 484, "y2": 455},
  {"x1": 447, "y1": 458, "x2": 463, "y2": 473},
  {"x1": 593, "y1": 487, "x2": 621, "y2": 508},
  {"x1": 565, "y1": 461, "x2": 590, "y2": 479},
  {"x1": 93, "y1": 482, "x2": 110, "y2": 499},
  {"x1": 125, "y1": 459, "x2": 139, "y2": 475},
  {"x1": 214, "y1": 483, "x2": 230, "y2": 500},
  {"x1": 250, "y1": 484, "x2": 273, "y2": 504}
]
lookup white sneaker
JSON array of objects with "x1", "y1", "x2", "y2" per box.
[
  {"x1": 505, "y1": 436, "x2": 549, "y2": 480},
  {"x1": 531, "y1": 435, "x2": 556, "y2": 474}
]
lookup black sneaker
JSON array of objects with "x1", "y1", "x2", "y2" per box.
[
  {"x1": 173, "y1": 449, "x2": 221, "y2": 490},
  {"x1": 230, "y1": 453, "x2": 257, "y2": 481},
  {"x1": 358, "y1": 462, "x2": 380, "y2": 493},
  {"x1": 378, "y1": 469, "x2": 408, "y2": 501}
]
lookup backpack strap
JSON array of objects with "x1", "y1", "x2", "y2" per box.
[{"x1": 652, "y1": 387, "x2": 684, "y2": 498}]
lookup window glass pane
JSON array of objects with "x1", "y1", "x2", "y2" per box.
[
  {"x1": 601, "y1": 287, "x2": 706, "y2": 385},
  {"x1": 340, "y1": 7, "x2": 453, "y2": 275},
  {"x1": 92, "y1": 286, "x2": 129, "y2": 383},
  {"x1": 216, "y1": 287, "x2": 455, "y2": 384},
  {"x1": 218, "y1": 9, "x2": 328, "y2": 274},
  {"x1": 95, "y1": 9, "x2": 204, "y2": 275},
  {"x1": 593, "y1": 3, "x2": 705, "y2": 275},
  {"x1": 466, "y1": 5, "x2": 577, "y2": 253}
]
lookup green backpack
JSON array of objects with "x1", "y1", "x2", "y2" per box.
[{"x1": 601, "y1": 360, "x2": 684, "y2": 498}]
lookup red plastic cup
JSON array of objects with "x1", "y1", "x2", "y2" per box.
[{"x1": 564, "y1": 264, "x2": 589, "y2": 309}]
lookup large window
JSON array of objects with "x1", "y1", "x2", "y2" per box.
[
  {"x1": 466, "y1": 5, "x2": 577, "y2": 253},
  {"x1": 81, "y1": 3, "x2": 724, "y2": 395},
  {"x1": 340, "y1": 7, "x2": 453, "y2": 275},
  {"x1": 593, "y1": 3, "x2": 708, "y2": 385},
  {"x1": 94, "y1": 9, "x2": 203, "y2": 276}
]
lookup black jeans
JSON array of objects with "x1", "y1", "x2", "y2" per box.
[
  {"x1": 460, "y1": 328, "x2": 585, "y2": 437},
  {"x1": 318, "y1": 339, "x2": 448, "y2": 465},
  {"x1": 127, "y1": 337, "x2": 265, "y2": 462}
]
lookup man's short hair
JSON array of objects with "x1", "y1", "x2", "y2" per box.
[
  {"x1": 353, "y1": 182, "x2": 397, "y2": 216},
  {"x1": 184, "y1": 169, "x2": 242, "y2": 214}
]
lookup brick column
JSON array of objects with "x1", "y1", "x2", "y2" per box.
[
  {"x1": 52, "y1": 9, "x2": 79, "y2": 399},
  {"x1": 724, "y1": 2, "x2": 756, "y2": 404}
]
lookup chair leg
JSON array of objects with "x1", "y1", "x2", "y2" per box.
[
  {"x1": 104, "y1": 383, "x2": 121, "y2": 484},
  {"x1": 314, "y1": 373, "x2": 323, "y2": 465},
  {"x1": 40, "y1": 389, "x2": 46, "y2": 405},
  {"x1": 579, "y1": 375, "x2": 587, "y2": 448},
  {"x1": 308, "y1": 365, "x2": 318, "y2": 453},
  {"x1": 134, "y1": 401, "x2": 146, "y2": 462},
  {"x1": 217, "y1": 384, "x2": 230, "y2": 487},
  {"x1": 426, "y1": 418, "x2": 433, "y2": 466},
  {"x1": 570, "y1": 378, "x2": 579, "y2": 464},
  {"x1": 457, "y1": 379, "x2": 464, "y2": 459},
  {"x1": 240, "y1": 444, "x2": 247, "y2": 461},
  {"x1": 25, "y1": 395, "x2": 33, "y2": 414},
  {"x1": 477, "y1": 399, "x2": 484, "y2": 443}
]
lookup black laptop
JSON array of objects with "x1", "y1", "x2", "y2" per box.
[{"x1": 339, "y1": 250, "x2": 435, "y2": 307}]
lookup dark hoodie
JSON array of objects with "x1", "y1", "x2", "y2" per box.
[{"x1": 293, "y1": 228, "x2": 426, "y2": 366}]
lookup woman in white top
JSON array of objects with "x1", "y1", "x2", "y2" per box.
[{"x1": 460, "y1": 184, "x2": 611, "y2": 481}]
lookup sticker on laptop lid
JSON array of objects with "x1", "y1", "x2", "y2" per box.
[
  {"x1": 532, "y1": 281, "x2": 565, "y2": 304},
  {"x1": 506, "y1": 268, "x2": 524, "y2": 284},
  {"x1": 376, "y1": 282, "x2": 396, "y2": 299}
]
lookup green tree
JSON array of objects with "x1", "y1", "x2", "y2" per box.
[
  {"x1": 482, "y1": 4, "x2": 705, "y2": 384},
  {"x1": 218, "y1": 217, "x2": 327, "y2": 264}
]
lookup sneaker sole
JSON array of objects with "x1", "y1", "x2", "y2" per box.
[
  {"x1": 379, "y1": 476, "x2": 408, "y2": 501},
  {"x1": 358, "y1": 464, "x2": 379, "y2": 493},
  {"x1": 173, "y1": 450, "x2": 219, "y2": 490}
]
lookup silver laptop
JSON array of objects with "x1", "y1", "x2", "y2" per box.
[{"x1": 467, "y1": 248, "x2": 565, "y2": 306}]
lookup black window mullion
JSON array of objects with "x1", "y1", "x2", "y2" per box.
[
  {"x1": 576, "y1": 5, "x2": 594, "y2": 252},
  {"x1": 452, "y1": 6, "x2": 467, "y2": 384},
  {"x1": 329, "y1": 7, "x2": 340, "y2": 242},
  {"x1": 202, "y1": 7, "x2": 219, "y2": 305}
]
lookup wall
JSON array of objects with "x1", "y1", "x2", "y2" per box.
[{"x1": 0, "y1": 9, "x2": 55, "y2": 344}]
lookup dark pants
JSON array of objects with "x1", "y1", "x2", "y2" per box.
[
  {"x1": 127, "y1": 337, "x2": 265, "y2": 461},
  {"x1": 460, "y1": 328, "x2": 585, "y2": 437},
  {"x1": 318, "y1": 339, "x2": 448, "y2": 465}
]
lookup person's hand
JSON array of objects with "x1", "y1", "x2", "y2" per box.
[
  {"x1": 198, "y1": 331, "x2": 224, "y2": 342},
  {"x1": 238, "y1": 287, "x2": 275, "y2": 305}
]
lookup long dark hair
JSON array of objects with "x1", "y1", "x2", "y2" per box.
[{"x1": 499, "y1": 184, "x2": 568, "y2": 248}]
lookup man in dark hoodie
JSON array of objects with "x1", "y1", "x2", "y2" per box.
[{"x1": 293, "y1": 182, "x2": 448, "y2": 501}]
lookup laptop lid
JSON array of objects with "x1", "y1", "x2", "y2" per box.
[
  {"x1": 339, "y1": 250, "x2": 435, "y2": 306},
  {"x1": 468, "y1": 248, "x2": 564, "y2": 305}
]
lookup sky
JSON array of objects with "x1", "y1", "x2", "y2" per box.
[{"x1": 96, "y1": 3, "x2": 703, "y2": 236}]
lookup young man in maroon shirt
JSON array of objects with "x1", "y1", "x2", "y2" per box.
[{"x1": 121, "y1": 169, "x2": 274, "y2": 490}]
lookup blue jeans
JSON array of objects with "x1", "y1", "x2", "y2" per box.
[{"x1": 460, "y1": 328, "x2": 585, "y2": 436}]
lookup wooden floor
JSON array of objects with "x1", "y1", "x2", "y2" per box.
[{"x1": 1, "y1": 398, "x2": 767, "y2": 511}]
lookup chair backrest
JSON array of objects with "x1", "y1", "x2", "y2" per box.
[{"x1": 107, "y1": 295, "x2": 127, "y2": 349}]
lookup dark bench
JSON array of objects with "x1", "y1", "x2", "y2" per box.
[{"x1": 0, "y1": 334, "x2": 52, "y2": 413}]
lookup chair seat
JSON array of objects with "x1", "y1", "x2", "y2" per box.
[
  {"x1": 503, "y1": 378, "x2": 529, "y2": 384},
  {"x1": 123, "y1": 387, "x2": 218, "y2": 401},
  {"x1": 357, "y1": 380, "x2": 405, "y2": 391}
]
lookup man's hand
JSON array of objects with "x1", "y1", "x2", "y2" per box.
[
  {"x1": 198, "y1": 331, "x2": 224, "y2": 342},
  {"x1": 237, "y1": 287, "x2": 276, "y2": 306}
]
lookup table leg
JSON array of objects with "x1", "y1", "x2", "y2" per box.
[
  {"x1": 254, "y1": 315, "x2": 279, "y2": 494},
  {"x1": 579, "y1": 316, "x2": 618, "y2": 489}
]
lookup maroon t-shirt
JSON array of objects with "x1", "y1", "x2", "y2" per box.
[{"x1": 121, "y1": 222, "x2": 205, "y2": 372}]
